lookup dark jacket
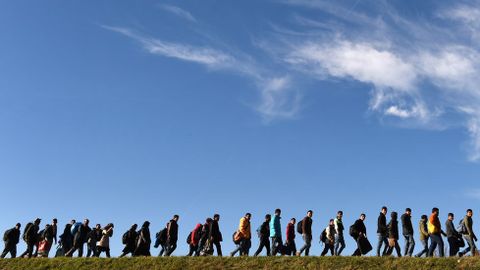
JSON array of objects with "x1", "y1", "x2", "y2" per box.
[
  {"x1": 24, "y1": 223, "x2": 39, "y2": 243},
  {"x1": 74, "y1": 224, "x2": 91, "y2": 246},
  {"x1": 259, "y1": 221, "x2": 270, "y2": 239},
  {"x1": 210, "y1": 220, "x2": 222, "y2": 242},
  {"x1": 60, "y1": 224, "x2": 73, "y2": 247},
  {"x1": 464, "y1": 216, "x2": 477, "y2": 240},
  {"x1": 445, "y1": 220, "x2": 460, "y2": 238},
  {"x1": 387, "y1": 220, "x2": 399, "y2": 240},
  {"x1": 43, "y1": 225, "x2": 55, "y2": 242},
  {"x1": 302, "y1": 216, "x2": 312, "y2": 236},
  {"x1": 401, "y1": 213, "x2": 414, "y2": 236},
  {"x1": 200, "y1": 222, "x2": 211, "y2": 241},
  {"x1": 352, "y1": 219, "x2": 366, "y2": 239},
  {"x1": 167, "y1": 220, "x2": 178, "y2": 242},
  {"x1": 4, "y1": 228, "x2": 20, "y2": 244},
  {"x1": 377, "y1": 213, "x2": 387, "y2": 235}
]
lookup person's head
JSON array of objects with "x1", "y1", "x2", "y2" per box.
[
  {"x1": 405, "y1": 208, "x2": 412, "y2": 215},
  {"x1": 107, "y1": 223, "x2": 114, "y2": 229},
  {"x1": 275, "y1": 209, "x2": 281, "y2": 216},
  {"x1": 337, "y1": 211, "x2": 343, "y2": 219},
  {"x1": 467, "y1": 209, "x2": 473, "y2": 217},
  {"x1": 173, "y1": 215, "x2": 179, "y2": 221},
  {"x1": 206, "y1": 218, "x2": 213, "y2": 224},
  {"x1": 34, "y1": 218, "x2": 41, "y2": 225},
  {"x1": 83, "y1": 219, "x2": 89, "y2": 226},
  {"x1": 70, "y1": 220, "x2": 76, "y2": 225},
  {"x1": 265, "y1": 214, "x2": 271, "y2": 222},
  {"x1": 143, "y1": 221, "x2": 150, "y2": 228},
  {"x1": 329, "y1": 219, "x2": 334, "y2": 225},
  {"x1": 213, "y1": 214, "x2": 220, "y2": 221},
  {"x1": 15, "y1": 223, "x2": 21, "y2": 230},
  {"x1": 290, "y1": 218, "x2": 296, "y2": 225},
  {"x1": 421, "y1": 215, "x2": 428, "y2": 221},
  {"x1": 45, "y1": 224, "x2": 51, "y2": 229},
  {"x1": 432, "y1": 207, "x2": 439, "y2": 215},
  {"x1": 95, "y1": 224, "x2": 101, "y2": 230},
  {"x1": 448, "y1": 213, "x2": 454, "y2": 221},
  {"x1": 307, "y1": 210, "x2": 313, "y2": 218},
  {"x1": 52, "y1": 218, "x2": 58, "y2": 225},
  {"x1": 131, "y1": 224, "x2": 138, "y2": 230},
  {"x1": 360, "y1": 213, "x2": 366, "y2": 221},
  {"x1": 245, "y1": 213, "x2": 252, "y2": 220},
  {"x1": 381, "y1": 206, "x2": 388, "y2": 215},
  {"x1": 391, "y1": 211, "x2": 398, "y2": 220}
]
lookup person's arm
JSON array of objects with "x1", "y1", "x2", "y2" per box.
[
  {"x1": 465, "y1": 218, "x2": 477, "y2": 241},
  {"x1": 302, "y1": 217, "x2": 307, "y2": 235},
  {"x1": 334, "y1": 219, "x2": 340, "y2": 235}
]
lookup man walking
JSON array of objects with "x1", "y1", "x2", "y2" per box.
[
  {"x1": 285, "y1": 218, "x2": 296, "y2": 255},
  {"x1": 1, "y1": 223, "x2": 21, "y2": 258},
  {"x1": 270, "y1": 209, "x2": 284, "y2": 256},
  {"x1": 428, "y1": 207, "x2": 446, "y2": 257},
  {"x1": 445, "y1": 213, "x2": 461, "y2": 257},
  {"x1": 459, "y1": 209, "x2": 477, "y2": 257},
  {"x1": 297, "y1": 210, "x2": 313, "y2": 256},
  {"x1": 415, "y1": 215, "x2": 429, "y2": 257},
  {"x1": 334, "y1": 211, "x2": 345, "y2": 256},
  {"x1": 211, "y1": 214, "x2": 223, "y2": 256},
  {"x1": 254, "y1": 214, "x2": 271, "y2": 256},
  {"x1": 65, "y1": 219, "x2": 91, "y2": 257},
  {"x1": 351, "y1": 214, "x2": 368, "y2": 256},
  {"x1": 231, "y1": 213, "x2": 252, "y2": 256},
  {"x1": 20, "y1": 218, "x2": 41, "y2": 258},
  {"x1": 377, "y1": 206, "x2": 388, "y2": 256},
  {"x1": 401, "y1": 208, "x2": 415, "y2": 256},
  {"x1": 165, "y1": 215, "x2": 179, "y2": 256}
]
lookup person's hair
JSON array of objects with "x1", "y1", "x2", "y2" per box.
[
  {"x1": 307, "y1": 210, "x2": 313, "y2": 214},
  {"x1": 432, "y1": 207, "x2": 439, "y2": 213},
  {"x1": 337, "y1": 211, "x2": 343, "y2": 215},
  {"x1": 131, "y1": 224, "x2": 138, "y2": 229},
  {"x1": 467, "y1": 209, "x2": 473, "y2": 213},
  {"x1": 265, "y1": 214, "x2": 271, "y2": 219},
  {"x1": 142, "y1": 221, "x2": 150, "y2": 227},
  {"x1": 391, "y1": 212, "x2": 398, "y2": 219},
  {"x1": 245, "y1": 213, "x2": 252, "y2": 217},
  {"x1": 405, "y1": 208, "x2": 411, "y2": 212},
  {"x1": 421, "y1": 215, "x2": 427, "y2": 220},
  {"x1": 448, "y1": 213, "x2": 454, "y2": 218},
  {"x1": 53, "y1": 218, "x2": 58, "y2": 223},
  {"x1": 330, "y1": 219, "x2": 334, "y2": 222},
  {"x1": 84, "y1": 219, "x2": 90, "y2": 224},
  {"x1": 291, "y1": 218, "x2": 296, "y2": 222},
  {"x1": 381, "y1": 206, "x2": 387, "y2": 211},
  {"x1": 360, "y1": 213, "x2": 366, "y2": 218},
  {"x1": 95, "y1": 224, "x2": 101, "y2": 228},
  {"x1": 275, "y1": 209, "x2": 281, "y2": 214},
  {"x1": 16, "y1": 223, "x2": 21, "y2": 227},
  {"x1": 214, "y1": 214, "x2": 220, "y2": 219},
  {"x1": 206, "y1": 218, "x2": 213, "y2": 223},
  {"x1": 173, "y1": 215, "x2": 179, "y2": 219}
]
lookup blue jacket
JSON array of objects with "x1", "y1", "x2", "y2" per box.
[{"x1": 270, "y1": 215, "x2": 282, "y2": 238}]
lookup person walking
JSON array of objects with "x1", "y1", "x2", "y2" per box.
[
  {"x1": 58, "y1": 221, "x2": 74, "y2": 256},
  {"x1": 197, "y1": 218, "x2": 213, "y2": 256},
  {"x1": 284, "y1": 218, "x2": 296, "y2": 256},
  {"x1": 231, "y1": 213, "x2": 252, "y2": 256},
  {"x1": 86, "y1": 224, "x2": 102, "y2": 257},
  {"x1": 351, "y1": 214, "x2": 368, "y2": 256},
  {"x1": 37, "y1": 223, "x2": 55, "y2": 257},
  {"x1": 401, "y1": 208, "x2": 415, "y2": 256},
  {"x1": 254, "y1": 214, "x2": 271, "y2": 256},
  {"x1": 297, "y1": 210, "x2": 313, "y2": 256},
  {"x1": 65, "y1": 219, "x2": 91, "y2": 257},
  {"x1": 270, "y1": 209, "x2": 284, "y2": 256},
  {"x1": 187, "y1": 223, "x2": 202, "y2": 256},
  {"x1": 1, "y1": 223, "x2": 21, "y2": 258},
  {"x1": 415, "y1": 215, "x2": 429, "y2": 257},
  {"x1": 445, "y1": 213, "x2": 461, "y2": 257},
  {"x1": 428, "y1": 207, "x2": 446, "y2": 257},
  {"x1": 321, "y1": 219, "x2": 336, "y2": 256},
  {"x1": 134, "y1": 221, "x2": 151, "y2": 256},
  {"x1": 211, "y1": 214, "x2": 223, "y2": 256},
  {"x1": 385, "y1": 211, "x2": 401, "y2": 257},
  {"x1": 95, "y1": 223, "x2": 114, "y2": 258},
  {"x1": 376, "y1": 206, "x2": 388, "y2": 256},
  {"x1": 120, "y1": 224, "x2": 138, "y2": 257},
  {"x1": 164, "y1": 215, "x2": 179, "y2": 256},
  {"x1": 459, "y1": 209, "x2": 478, "y2": 257},
  {"x1": 334, "y1": 211, "x2": 345, "y2": 256},
  {"x1": 20, "y1": 218, "x2": 41, "y2": 258}
]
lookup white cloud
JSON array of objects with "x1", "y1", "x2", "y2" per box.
[
  {"x1": 159, "y1": 4, "x2": 197, "y2": 23},
  {"x1": 256, "y1": 76, "x2": 301, "y2": 120}
]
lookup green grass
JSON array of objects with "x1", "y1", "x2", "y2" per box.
[{"x1": 1, "y1": 257, "x2": 480, "y2": 270}]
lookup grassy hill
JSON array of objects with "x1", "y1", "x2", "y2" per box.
[{"x1": 1, "y1": 257, "x2": 480, "y2": 270}]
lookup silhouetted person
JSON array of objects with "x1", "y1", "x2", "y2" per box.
[
  {"x1": 351, "y1": 214, "x2": 367, "y2": 256},
  {"x1": 165, "y1": 215, "x2": 179, "y2": 256},
  {"x1": 254, "y1": 214, "x2": 271, "y2": 256},
  {"x1": 376, "y1": 206, "x2": 388, "y2": 256},
  {"x1": 459, "y1": 209, "x2": 478, "y2": 257},
  {"x1": 270, "y1": 209, "x2": 284, "y2": 256},
  {"x1": 86, "y1": 224, "x2": 101, "y2": 257},
  {"x1": 134, "y1": 221, "x2": 151, "y2": 256},
  {"x1": 95, "y1": 223, "x2": 114, "y2": 258},
  {"x1": 20, "y1": 218, "x2": 41, "y2": 258},
  {"x1": 297, "y1": 210, "x2": 313, "y2": 256},
  {"x1": 1, "y1": 223, "x2": 21, "y2": 258},
  {"x1": 65, "y1": 219, "x2": 91, "y2": 257},
  {"x1": 211, "y1": 214, "x2": 223, "y2": 256},
  {"x1": 120, "y1": 224, "x2": 138, "y2": 257}
]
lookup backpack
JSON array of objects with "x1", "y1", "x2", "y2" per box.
[
  {"x1": 186, "y1": 232, "x2": 192, "y2": 245},
  {"x1": 349, "y1": 224, "x2": 358, "y2": 238},
  {"x1": 297, "y1": 220, "x2": 303, "y2": 234},
  {"x1": 232, "y1": 231, "x2": 241, "y2": 245},
  {"x1": 3, "y1": 229, "x2": 12, "y2": 242},
  {"x1": 320, "y1": 229, "x2": 327, "y2": 243},
  {"x1": 256, "y1": 225, "x2": 263, "y2": 238},
  {"x1": 23, "y1": 222, "x2": 33, "y2": 241},
  {"x1": 71, "y1": 222, "x2": 82, "y2": 236},
  {"x1": 458, "y1": 219, "x2": 467, "y2": 234},
  {"x1": 122, "y1": 231, "x2": 129, "y2": 245},
  {"x1": 38, "y1": 229, "x2": 45, "y2": 241},
  {"x1": 154, "y1": 228, "x2": 167, "y2": 248}
]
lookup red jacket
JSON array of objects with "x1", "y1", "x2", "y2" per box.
[{"x1": 286, "y1": 223, "x2": 295, "y2": 242}]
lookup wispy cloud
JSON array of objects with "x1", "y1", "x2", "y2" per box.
[
  {"x1": 103, "y1": 26, "x2": 300, "y2": 121},
  {"x1": 158, "y1": 4, "x2": 197, "y2": 23}
]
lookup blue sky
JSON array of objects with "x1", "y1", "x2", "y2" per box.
[{"x1": 1, "y1": 0, "x2": 480, "y2": 256}]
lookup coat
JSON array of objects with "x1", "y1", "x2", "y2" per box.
[
  {"x1": 238, "y1": 217, "x2": 251, "y2": 240},
  {"x1": 270, "y1": 216, "x2": 282, "y2": 238}
]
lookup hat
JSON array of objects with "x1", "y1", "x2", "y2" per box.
[{"x1": 34, "y1": 218, "x2": 41, "y2": 223}]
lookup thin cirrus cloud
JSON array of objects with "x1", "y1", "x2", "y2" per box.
[
  {"x1": 103, "y1": 25, "x2": 300, "y2": 122},
  {"x1": 158, "y1": 4, "x2": 197, "y2": 23},
  {"x1": 275, "y1": 0, "x2": 480, "y2": 161}
]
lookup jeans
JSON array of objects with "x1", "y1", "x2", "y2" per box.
[
  {"x1": 334, "y1": 234, "x2": 345, "y2": 256},
  {"x1": 415, "y1": 238, "x2": 429, "y2": 257},
  {"x1": 254, "y1": 237, "x2": 270, "y2": 256},
  {"x1": 0, "y1": 242, "x2": 16, "y2": 258},
  {"x1": 460, "y1": 235, "x2": 477, "y2": 256},
  {"x1": 376, "y1": 234, "x2": 388, "y2": 256},
  {"x1": 403, "y1": 234, "x2": 415, "y2": 256},
  {"x1": 231, "y1": 239, "x2": 251, "y2": 256},
  {"x1": 298, "y1": 234, "x2": 312, "y2": 256},
  {"x1": 271, "y1": 236, "x2": 284, "y2": 256},
  {"x1": 165, "y1": 242, "x2": 177, "y2": 256},
  {"x1": 428, "y1": 234, "x2": 444, "y2": 257},
  {"x1": 158, "y1": 244, "x2": 166, "y2": 256}
]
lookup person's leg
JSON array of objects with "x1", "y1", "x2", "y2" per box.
[
  {"x1": 408, "y1": 235, "x2": 415, "y2": 256},
  {"x1": 438, "y1": 236, "x2": 444, "y2": 257},
  {"x1": 167, "y1": 243, "x2": 177, "y2": 256},
  {"x1": 338, "y1": 235, "x2": 345, "y2": 255},
  {"x1": 78, "y1": 244, "x2": 84, "y2": 257},
  {"x1": 0, "y1": 245, "x2": 9, "y2": 258},
  {"x1": 253, "y1": 241, "x2": 264, "y2": 256},
  {"x1": 271, "y1": 238, "x2": 277, "y2": 256},
  {"x1": 106, "y1": 247, "x2": 110, "y2": 258},
  {"x1": 376, "y1": 234, "x2": 384, "y2": 256},
  {"x1": 321, "y1": 244, "x2": 328, "y2": 256},
  {"x1": 214, "y1": 241, "x2": 222, "y2": 256},
  {"x1": 395, "y1": 240, "x2": 402, "y2": 257},
  {"x1": 428, "y1": 235, "x2": 438, "y2": 257}
]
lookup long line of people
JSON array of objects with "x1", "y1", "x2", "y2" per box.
[{"x1": 1, "y1": 207, "x2": 477, "y2": 258}]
